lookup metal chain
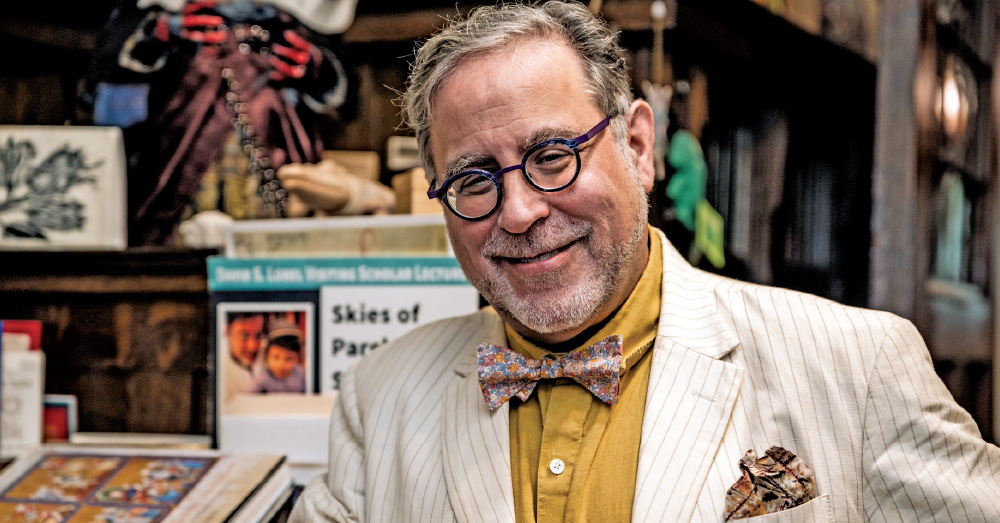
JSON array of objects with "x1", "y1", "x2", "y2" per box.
[{"x1": 221, "y1": 25, "x2": 287, "y2": 218}]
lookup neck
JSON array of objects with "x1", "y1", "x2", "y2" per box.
[{"x1": 521, "y1": 302, "x2": 621, "y2": 353}]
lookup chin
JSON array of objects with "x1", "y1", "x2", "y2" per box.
[{"x1": 489, "y1": 276, "x2": 609, "y2": 335}]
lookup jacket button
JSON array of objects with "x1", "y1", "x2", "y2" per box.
[{"x1": 549, "y1": 458, "x2": 565, "y2": 475}]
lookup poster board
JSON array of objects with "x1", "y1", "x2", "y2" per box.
[{"x1": 208, "y1": 255, "x2": 479, "y2": 479}]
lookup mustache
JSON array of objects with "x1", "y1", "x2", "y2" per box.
[{"x1": 481, "y1": 217, "x2": 592, "y2": 258}]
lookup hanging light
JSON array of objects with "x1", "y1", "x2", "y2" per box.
[{"x1": 935, "y1": 55, "x2": 972, "y2": 142}]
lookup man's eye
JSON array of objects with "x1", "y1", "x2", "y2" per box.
[
  {"x1": 456, "y1": 175, "x2": 493, "y2": 195},
  {"x1": 534, "y1": 147, "x2": 572, "y2": 164},
  {"x1": 529, "y1": 145, "x2": 575, "y2": 175}
]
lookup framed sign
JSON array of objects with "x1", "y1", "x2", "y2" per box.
[{"x1": 0, "y1": 126, "x2": 126, "y2": 250}]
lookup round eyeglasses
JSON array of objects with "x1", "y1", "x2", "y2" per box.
[{"x1": 427, "y1": 115, "x2": 613, "y2": 220}]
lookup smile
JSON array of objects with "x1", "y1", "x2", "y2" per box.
[{"x1": 501, "y1": 240, "x2": 577, "y2": 265}]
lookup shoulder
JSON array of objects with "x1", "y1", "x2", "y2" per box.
[
  {"x1": 655, "y1": 228, "x2": 900, "y2": 346},
  {"x1": 702, "y1": 269, "x2": 900, "y2": 347},
  {"x1": 691, "y1": 268, "x2": 911, "y2": 392}
]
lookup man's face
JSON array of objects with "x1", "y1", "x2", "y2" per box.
[
  {"x1": 227, "y1": 315, "x2": 264, "y2": 367},
  {"x1": 428, "y1": 38, "x2": 655, "y2": 343},
  {"x1": 266, "y1": 344, "x2": 300, "y2": 380}
]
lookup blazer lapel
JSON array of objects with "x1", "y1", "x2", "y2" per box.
[
  {"x1": 632, "y1": 337, "x2": 742, "y2": 522},
  {"x1": 632, "y1": 231, "x2": 744, "y2": 522},
  {"x1": 440, "y1": 313, "x2": 516, "y2": 523}
]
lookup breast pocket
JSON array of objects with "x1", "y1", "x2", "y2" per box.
[{"x1": 732, "y1": 494, "x2": 833, "y2": 523}]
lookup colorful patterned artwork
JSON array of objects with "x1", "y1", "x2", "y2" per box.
[
  {"x1": 68, "y1": 506, "x2": 165, "y2": 523},
  {"x1": 93, "y1": 459, "x2": 212, "y2": 505},
  {"x1": 0, "y1": 501, "x2": 76, "y2": 522},
  {"x1": 0, "y1": 454, "x2": 217, "y2": 523},
  {"x1": 4, "y1": 457, "x2": 122, "y2": 502}
]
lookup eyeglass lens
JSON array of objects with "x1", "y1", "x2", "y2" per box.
[{"x1": 446, "y1": 142, "x2": 579, "y2": 219}]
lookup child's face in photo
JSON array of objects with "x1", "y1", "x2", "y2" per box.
[{"x1": 266, "y1": 345, "x2": 300, "y2": 379}]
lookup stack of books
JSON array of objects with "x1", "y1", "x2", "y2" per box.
[{"x1": 0, "y1": 446, "x2": 291, "y2": 522}]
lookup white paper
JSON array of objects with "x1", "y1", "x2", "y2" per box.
[
  {"x1": 319, "y1": 284, "x2": 480, "y2": 393},
  {"x1": 218, "y1": 394, "x2": 335, "y2": 469},
  {"x1": 1, "y1": 351, "x2": 45, "y2": 458}
]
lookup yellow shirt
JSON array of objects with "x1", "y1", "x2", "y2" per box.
[{"x1": 507, "y1": 228, "x2": 662, "y2": 522}]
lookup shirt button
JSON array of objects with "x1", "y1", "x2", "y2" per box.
[{"x1": 549, "y1": 458, "x2": 565, "y2": 475}]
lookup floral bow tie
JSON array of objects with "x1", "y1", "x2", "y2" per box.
[{"x1": 476, "y1": 334, "x2": 623, "y2": 411}]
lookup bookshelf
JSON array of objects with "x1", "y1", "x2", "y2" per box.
[{"x1": 0, "y1": 249, "x2": 214, "y2": 435}]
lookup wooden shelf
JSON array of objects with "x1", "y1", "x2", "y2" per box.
[{"x1": 0, "y1": 248, "x2": 216, "y2": 294}]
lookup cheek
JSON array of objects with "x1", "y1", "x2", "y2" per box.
[
  {"x1": 447, "y1": 222, "x2": 491, "y2": 266},
  {"x1": 578, "y1": 157, "x2": 643, "y2": 218}
]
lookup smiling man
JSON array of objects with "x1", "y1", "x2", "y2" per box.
[
  {"x1": 429, "y1": 37, "x2": 652, "y2": 344},
  {"x1": 291, "y1": 2, "x2": 1000, "y2": 522},
  {"x1": 223, "y1": 311, "x2": 265, "y2": 402}
]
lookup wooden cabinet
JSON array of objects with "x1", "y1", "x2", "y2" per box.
[{"x1": 0, "y1": 250, "x2": 213, "y2": 434}]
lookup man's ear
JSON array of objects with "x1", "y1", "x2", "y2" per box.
[{"x1": 626, "y1": 99, "x2": 657, "y2": 192}]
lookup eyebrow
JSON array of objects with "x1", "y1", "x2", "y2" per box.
[
  {"x1": 444, "y1": 153, "x2": 494, "y2": 178},
  {"x1": 521, "y1": 125, "x2": 579, "y2": 151},
  {"x1": 442, "y1": 124, "x2": 583, "y2": 178}
]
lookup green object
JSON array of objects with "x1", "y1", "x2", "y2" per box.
[
  {"x1": 665, "y1": 130, "x2": 707, "y2": 231},
  {"x1": 695, "y1": 199, "x2": 725, "y2": 269}
]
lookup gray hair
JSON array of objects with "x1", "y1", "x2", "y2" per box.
[{"x1": 401, "y1": 1, "x2": 634, "y2": 180}]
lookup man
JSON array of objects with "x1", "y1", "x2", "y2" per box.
[
  {"x1": 222, "y1": 311, "x2": 265, "y2": 402},
  {"x1": 292, "y1": 2, "x2": 1000, "y2": 522}
]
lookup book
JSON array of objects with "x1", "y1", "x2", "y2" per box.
[
  {"x1": 0, "y1": 320, "x2": 42, "y2": 351},
  {"x1": 68, "y1": 433, "x2": 211, "y2": 450},
  {"x1": 42, "y1": 395, "x2": 78, "y2": 443},
  {"x1": 0, "y1": 446, "x2": 291, "y2": 523},
  {"x1": 1, "y1": 350, "x2": 44, "y2": 459},
  {"x1": 224, "y1": 214, "x2": 451, "y2": 259},
  {"x1": 1, "y1": 333, "x2": 30, "y2": 353},
  {"x1": 0, "y1": 126, "x2": 127, "y2": 251}
]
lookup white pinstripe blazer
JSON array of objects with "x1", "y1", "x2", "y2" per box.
[{"x1": 291, "y1": 229, "x2": 1000, "y2": 522}]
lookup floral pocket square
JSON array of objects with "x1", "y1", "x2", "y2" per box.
[{"x1": 724, "y1": 446, "x2": 816, "y2": 521}]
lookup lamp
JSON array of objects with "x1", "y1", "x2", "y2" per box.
[{"x1": 935, "y1": 54, "x2": 975, "y2": 142}]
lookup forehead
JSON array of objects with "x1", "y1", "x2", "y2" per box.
[
  {"x1": 269, "y1": 344, "x2": 299, "y2": 355},
  {"x1": 427, "y1": 38, "x2": 603, "y2": 173},
  {"x1": 231, "y1": 316, "x2": 263, "y2": 330}
]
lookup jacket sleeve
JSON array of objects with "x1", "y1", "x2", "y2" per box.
[
  {"x1": 290, "y1": 368, "x2": 366, "y2": 522},
  {"x1": 862, "y1": 318, "x2": 1000, "y2": 522}
]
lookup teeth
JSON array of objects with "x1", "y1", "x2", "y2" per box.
[
  {"x1": 502, "y1": 239, "x2": 577, "y2": 264},
  {"x1": 517, "y1": 251, "x2": 557, "y2": 263}
]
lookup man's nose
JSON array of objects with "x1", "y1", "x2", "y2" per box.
[{"x1": 495, "y1": 171, "x2": 549, "y2": 234}]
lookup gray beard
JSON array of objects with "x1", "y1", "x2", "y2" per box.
[{"x1": 471, "y1": 168, "x2": 649, "y2": 335}]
